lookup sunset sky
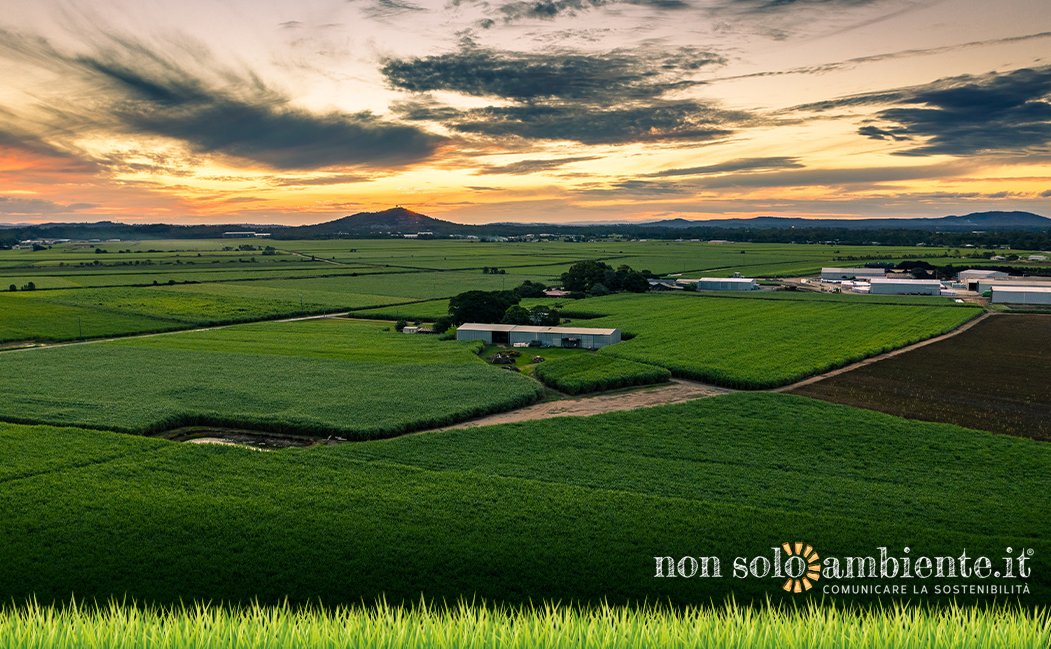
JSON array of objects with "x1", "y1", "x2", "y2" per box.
[{"x1": 1, "y1": 0, "x2": 1049, "y2": 225}]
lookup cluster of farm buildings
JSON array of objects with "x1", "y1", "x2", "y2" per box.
[
  {"x1": 820, "y1": 268, "x2": 1051, "y2": 304},
  {"x1": 448, "y1": 264, "x2": 1051, "y2": 350}
]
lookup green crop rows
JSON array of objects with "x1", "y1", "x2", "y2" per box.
[
  {"x1": 518, "y1": 293, "x2": 981, "y2": 389},
  {"x1": 534, "y1": 354, "x2": 671, "y2": 394},
  {"x1": 0, "y1": 320, "x2": 543, "y2": 437},
  {"x1": 0, "y1": 393, "x2": 1047, "y2": 608}
]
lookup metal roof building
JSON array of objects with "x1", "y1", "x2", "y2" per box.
[
  {"x1": 821, "y1": 267, "x2": 886, "y2": 280},
  {"x1": 675, "y1": 277, "x2": 759, "y2": 291},
  {"x1": 990, "y1": 286, "x2": 1051, "y2": 305},
  {"x1": 456, "y1": 323, "x2": 621, "y2": 349},
  {"x1": 959, "y1": 269, "x2": 1009, "y2": 281},
  {"x1": 868, "y1": 278, "x2": 944, "y2": 295},
  {"x1": 976, "y1": 277, "x2": 1051, "y2": 294}
]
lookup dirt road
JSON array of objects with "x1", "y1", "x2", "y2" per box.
[{"x1": 419, "y1": 379, "x2": 733, "y2": 432}]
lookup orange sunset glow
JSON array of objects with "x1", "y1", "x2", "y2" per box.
[{"x1": 1, "y1": 0, "x2": 1049, "y2": 225}]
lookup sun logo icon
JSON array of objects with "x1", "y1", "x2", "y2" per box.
[{"x1": 781, "y1": 542, "x2": 821, "y2": 593}]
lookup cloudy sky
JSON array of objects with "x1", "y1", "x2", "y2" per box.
[{"x1": 0, "y1": 0, "x2": 1049, "y2": 224}]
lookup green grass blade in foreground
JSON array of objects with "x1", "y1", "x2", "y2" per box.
[{"x1": 1, "y1": 600, "x2": 1049, "y2": 649}]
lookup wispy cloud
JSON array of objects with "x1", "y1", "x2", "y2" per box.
[
  {"x1": 474, "y1": 156, "x2": 599, "y2": 174},
  {"x1": 645, "y1": 156, "x2": 804, "y2": 177},
  {"x1": 0, "y1": 196, "x2": 99, "y2": 215},
  {"x1": 0, "y1": 28, "x2": 443, "y2": 171}
]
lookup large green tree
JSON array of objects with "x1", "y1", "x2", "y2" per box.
[
  {"x1": 449, "y1": 290, "x2": 521, "y2": 325},
  {"x1": 561, "y1": 260, "x2": 613, "y2": 293}
]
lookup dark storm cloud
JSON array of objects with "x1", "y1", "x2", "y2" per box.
[
  {"x1": 383, "y1": 43, "x2": 744, "y2": 145},
  {"x1": 645, "y1": 156, "x2": 803, "y2": 177},
  {"x1": 475, "y1": 156, "x2": 598, "y2": 174},
  {"x1": 864, "y1": 66, "x2": 1051, "y2": 156},
  {"x1": 381, "y1": 45, "x2": 724, "y2": 101},
  {"x1": 0, "y1": 29, "x2": 442, "y2": 171}
]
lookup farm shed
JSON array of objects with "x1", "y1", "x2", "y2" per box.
[
  {"x1": 821, "y1": 267, "x2": 886, "y2": 280},
  {"x1": 868, "y1": 278, "x2": 943, "y2": 295},
  {"x1": 959, "y1": 269, "x2": 1008, "y2": 290},
  {"x1": 991, "y1": 286, "x2": 1051, "y2": 305},
  {"x1": 455, "y1": 323, "x2": 517, "y2": 344},
  {"x1": 675, "y1": 277, "x2": 759, "y2": 291},
  {"x1": 457, "y1": 324, "x2": 621, "y2": 349},
  {"x1": 976, "y1": 277, "x2": 1051, "y2": 294}
]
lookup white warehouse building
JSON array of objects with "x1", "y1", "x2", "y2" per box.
[
  {"x1": 990, "y1": 286, "x2": 1051, "y2": 306},
  {"x1": 675, "y1": 277, "x2": 759, "y2": 291},
  {"x1": 456, "y1": 324, "x2": 622, "y2": 349},
  {"x1": 868, "y1": 278, "x2": 944, "y2": 295},
  {"x1": 976, "y1": 277, "x2": 1051, "y2": 294},
  {"x1": 821, "y1": 267, "x2": 886, "y2": 281}
]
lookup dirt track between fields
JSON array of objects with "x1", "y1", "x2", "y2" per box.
[{"x1": 419, "y1": 379, "x2": 734, "y2": 432}]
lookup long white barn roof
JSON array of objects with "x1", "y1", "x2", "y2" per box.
[{"x1": 458, "y1": 323, "x2": 620, "y2": 336}]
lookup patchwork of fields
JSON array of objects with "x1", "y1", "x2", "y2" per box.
[
  {"x1": 1, "y1": 237, "x2": 1046, "y2": 621},
  {"x1": 0, "y1": 393, "x2": 1047, "y2": 607}
]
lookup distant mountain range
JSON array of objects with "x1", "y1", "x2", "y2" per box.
[
  {"x1": 642, "y1": 211, "x2": 1051, "y2": 231},
  {"x1": 2, "y1": 209, "x2": 1049, "y2": 244}
]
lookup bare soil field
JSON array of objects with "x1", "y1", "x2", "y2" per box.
[
  {"x1": 420, "y1": 378, "x2": 732, "y2": 432},
  {"x1": 789, "y1": 314, "x2": 1051, "y2": 440}
]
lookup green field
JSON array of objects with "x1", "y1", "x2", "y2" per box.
[
  {"x1": 0, "y1": 320, "x2": 543, "y2": 437},
  {"x1": 3, "y1": 599, "x2": 1048, "y2": 649},
  {"x1": 517, "y1": 293, "x2": 980, "y2": 388},
  {"x1": 0, "y1": 393, "x2": 1047, "y2": 607},
  {"x1": 533, "y1": 353, "x2": 671, "y2": 394}
]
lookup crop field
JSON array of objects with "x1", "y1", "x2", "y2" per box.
[
  {"x1": 0, "y1": 393, "x2": 1047, "y2": 608},
  {"x1": 352, "y1": 299, "x2": 451, "y2": 321},
  {"x1": 276, "y1": 239, "x2": 977, "y2": 277},
  {"x1": 0, "y1": 319, "x2": 543, "y2": 437},
  {"x1": 2, "y1": 600, "x2": 1049, "y2": 649},
  {"x1": 518, "y1": 293, "x2": 980, "y2": 388},
  {"x1": 790, "y1": 314, "x2": 1051, "y2": 440},
  {"x1": 533, "y1": 354, "x2": 671, "y2": 394},
  {"x1": 0, "y1": 292, "x2": 185, "y2": 343},
  {"x1": 0, "y1": 287, "x2": 311, "y2": 343}
]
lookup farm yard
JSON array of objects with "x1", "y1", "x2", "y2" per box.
[
  {"x1": 0, "y1": 236, "x2": 1049, "y2": 643},
  {"x1": 790, "y1": 314, "x2": 1051, "y2": 440}
]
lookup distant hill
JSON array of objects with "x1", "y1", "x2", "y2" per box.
[
  {"x1": 646, "y1": 211, "x2": 1051, "y2": 231},
  {"x1": 293, "y1": 207, "x2": 462, "y2": 236}
]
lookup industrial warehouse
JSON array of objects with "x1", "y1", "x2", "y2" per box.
[{"x1": 456, "y1": 324, "x2": 622, "y2": 349}]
